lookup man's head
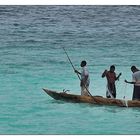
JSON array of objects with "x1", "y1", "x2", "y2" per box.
[
  {"x1": 80, "y1": 60, "x2": 87, "y2": 67},
  {"x1": 131, "y1": 65, "x2": 137, "y2": 73},
  {"x1": 110, "y1": 65, "x2": 115, "y2": 72}
]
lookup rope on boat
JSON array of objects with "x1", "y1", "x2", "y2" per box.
[
  {"x1": 123, "y1": 83, "x2": 127, "y2": 99},
  {"x1": 125, "y1": 99, "x2": 128, "y2": 107},
  {"x1": 63, "y1": 89, "x2": 70, "y2": 93},
  {"x1": 122, "y1": 83, "x2": 128, "y2": 107},
  {"x1": 122, "y1": 98, "x2": 128, "y2": 107}
]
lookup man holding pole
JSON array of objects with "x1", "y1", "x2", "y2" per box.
[
  {"x1": 62, "y1": 47, "x2": 92, "y2": 96},
  {"x1": 75, "y1": 60, "x2": 90, "y2": 96}
]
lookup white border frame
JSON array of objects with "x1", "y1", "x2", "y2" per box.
[{"x1": 0, "y1": 0, "x2": 140, "y2": 5}]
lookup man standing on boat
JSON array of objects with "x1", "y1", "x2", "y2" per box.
[
  {"x1": 75, "y1": 60, "x2": 90, "y2": 96},
  {"x1": 125, "y1": 66, "x2": 140, "y2": 100},
  {"x1": 102, "y1": 65, "x2": 122, "y2": 98}
]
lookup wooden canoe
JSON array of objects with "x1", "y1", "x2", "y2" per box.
[{"x1": 42, "y1": 88, "x2": 140, "y2": 107}]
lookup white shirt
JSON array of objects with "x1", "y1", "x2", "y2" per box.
[
  {"x1": 132, "y1": 71, "x2": 140, "y2": 86},
  {"x1": 81, "y1": 66, "x2": 90, "y2": 85}
]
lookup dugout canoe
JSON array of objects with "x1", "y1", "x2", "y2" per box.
[{"x1": 42, "y1": 88, "x2": 140, "y2": 107}]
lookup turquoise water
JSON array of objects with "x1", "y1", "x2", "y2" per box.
[{"x1": 0, "y1": 5, "x2": 140, "y2": 134}]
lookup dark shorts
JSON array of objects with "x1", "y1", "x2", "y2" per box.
[
  {"x1": 132, "y1": 85, "x2": 140, "y2": 100},
  {"x1": 106, "y1": 83, "x2": 116, "y2": 98}
]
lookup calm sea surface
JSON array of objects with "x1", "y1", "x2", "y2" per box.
[{"x1": 0, "y1": 5, "x2": 140, "y2": 134}]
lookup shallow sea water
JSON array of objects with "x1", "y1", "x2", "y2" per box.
[{"x1": 0, "y1": 5, "x2": 140, "y2": 134}]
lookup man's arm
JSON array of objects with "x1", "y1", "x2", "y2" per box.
[
  {"x1": 102, "y1": 70, "x2": 107, "y2": 78},
  {"x1": 124, "y1": 79, "x2": 136, "y2": 84},
  {"x1": 116, "y1": 73, "x2": 122, "y2": 81},
  {"x1": 74, "y1": 70, "x2": 81, "y2": 75}
]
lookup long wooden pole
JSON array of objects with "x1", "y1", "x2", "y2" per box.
[{"x1": 62, "y1": 47, "x2": 81, "y2": 80}]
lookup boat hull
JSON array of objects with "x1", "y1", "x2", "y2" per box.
[{"x1": 43, "y1": 88, "x2": 140, "y2": 107}]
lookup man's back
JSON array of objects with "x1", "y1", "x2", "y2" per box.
[{"x1": 106, "y1": 71, "x2": 116, "y2": 84}]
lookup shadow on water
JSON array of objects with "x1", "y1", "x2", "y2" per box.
[
  {"x1": 44, "y1": 98, "x2": 140, "y2": 113},
  {"x1": 48, "y1": 100, "x2": 66, "y2": 104},
  {"x1": 45, "y1": 98, "x2": 118, "y2": 109}
]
